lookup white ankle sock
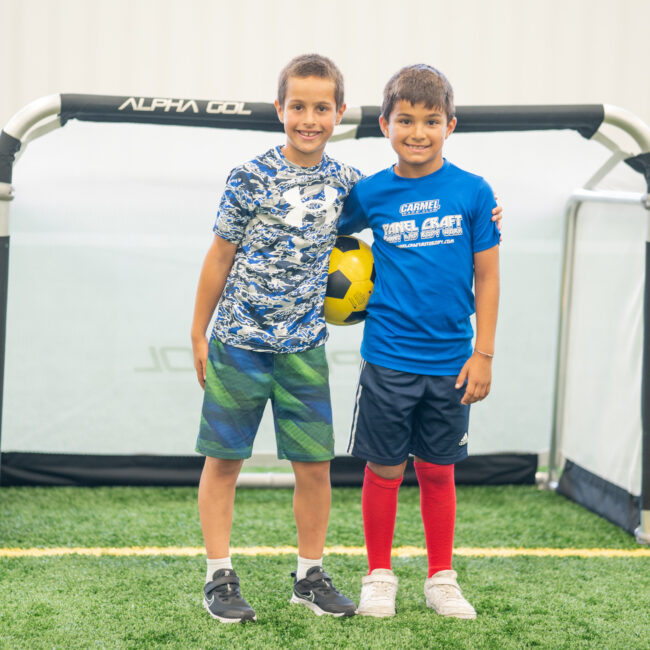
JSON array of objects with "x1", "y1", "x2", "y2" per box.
[
  {"x1": 206, "y1": 557, "x2": 233, "y2": 583},
  {"x1": 296, "y1": 556, "x2": 323, "y2": 581}
]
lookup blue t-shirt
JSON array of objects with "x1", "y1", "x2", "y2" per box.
[
  {"x1": 213, "y1": 146, "x2": 362, "y2": 353},
  {"x1": 338, "y1": 160, "x2": 499, "y2": 374}
]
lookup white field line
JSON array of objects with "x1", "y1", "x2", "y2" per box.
[{"x1": 1, "y1": 546, "x2": 650, "y2": 559}]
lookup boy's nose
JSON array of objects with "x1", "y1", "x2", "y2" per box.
[
  {"x1": 302, "y1": 110, "x2": 316, "y2": 125},
  {"x1": 412, "y1": 123, "x2": 425, "y2": 139}
]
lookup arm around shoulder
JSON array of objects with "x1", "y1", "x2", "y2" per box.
[{"x1": 190, "y1": 235, "x2": 238, "y2": 388}]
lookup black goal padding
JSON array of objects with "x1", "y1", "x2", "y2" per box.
[
  {"x1": 625, "y1": 152, "x2": 650, "y2": 193},
  {"x1": 0, "y1": 452, "x2": 203, "y2": 487},
  {"x1": 0, "y1": 451, "x2": 537, "y2": 487},
  {"x1": 557, "y1": 460, "x2": 641, "y2": 534},
  {"x1": 330, "y1": 454, "x2": 538, "y2": 486},
  {"x1": 642, "y1": 241, "x2": 650, "y2": 511},
  {"x1": 0, "y1": 130, "x2": 21, "y2": 184},
  {"x1": 58, "y1": 95, "x2": 605, "y2": 142},
  {"x1": 356, "y1": 105, "x2": 605, "y2": 140},
  {"x1": 59, "y1": 94, "x2": 285, "y2": 133}
]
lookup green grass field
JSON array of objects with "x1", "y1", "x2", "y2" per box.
[{"x1": 1, "y1": 485, "x2": 649, "y2": 649}]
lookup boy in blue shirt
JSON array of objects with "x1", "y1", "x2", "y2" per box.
[
  {"x1": 338, "y1": 64, "x2": 500, "y2": 619},
  {"x1": 191, "y1": 54, "x2": 362, "y2": 623}
]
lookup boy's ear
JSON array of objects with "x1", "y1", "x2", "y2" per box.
[
  {"x1": 335, "y1": 103, "x2": 347, "y2": 126},
  {"x1": 379, "y1": 115, "x2": 390, "y2": 138},
  {"x1": 274, "y1": 99, "x2": 284, "y2": 123},
  {"x1": 446, "y1": 117, "x2": 457, "y2": 138}
]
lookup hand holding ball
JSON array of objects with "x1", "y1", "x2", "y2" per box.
[{"x1": 324, "y1": 236, "x2": 375, "y2": 326}]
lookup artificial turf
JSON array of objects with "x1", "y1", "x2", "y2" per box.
[
  {"x1": 1, "y1": 486, "x2": 648, "y2": 649},
  {"x1": 0, "y1": 485, "x2": 638, "y2": 549}
]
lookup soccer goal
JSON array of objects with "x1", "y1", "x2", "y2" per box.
[{"x1": 0, "y1": 95, "x2": 648, "y2": 542}]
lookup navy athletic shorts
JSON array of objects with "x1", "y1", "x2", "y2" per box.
[{"x1": 348, "y1": 359, "x2": 470, "y2": 466}]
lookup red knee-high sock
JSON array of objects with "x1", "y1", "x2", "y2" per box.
[
  {"x1": 415, "y1": 461, "x2": 456, "y2": 577},
  {"x1": 362, "y1": 465, "x2": 403, "y2": 573}
]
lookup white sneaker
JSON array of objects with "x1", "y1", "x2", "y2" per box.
[
  {"x1": 356, "y1": 569, "x2": 398, "y2": 617},
  {"x1": 424, "y1": 570, "x2": 476, "y2": 619}
]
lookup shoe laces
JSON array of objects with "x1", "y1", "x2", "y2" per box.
[
  {"x1": 315, "y1": 577, "x2": 339, "y2": 595},
  {"x1": 368, "y1": 579, "x2": 395, "y2": 599},
  {"x1": 431, "y1": 583, "x2": 462, "y2": 600},
  {"x1": 212, "y1": 581, "x2": 241, "y2": 603}
]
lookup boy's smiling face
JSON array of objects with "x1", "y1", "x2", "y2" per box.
[
  {"x1": 380, "y1": 100, "x2": 457, "y2": 178},
  {"x1": 275, "y1": 75, "x2": 346, "y2": 167}
]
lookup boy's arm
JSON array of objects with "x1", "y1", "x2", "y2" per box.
[
  {"x1": 337, "y1": 184, "x2": 369, "y2": 235},
  {"x1": 190, "y1": 235, "x2": 238, "y2": 388},
  {"x1": 455, "y1": 245, "x2": 500, "y2": 405}
]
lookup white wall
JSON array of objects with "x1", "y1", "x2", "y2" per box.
[{"x1": 1, "y1": 0, "x2": 649, "y2": 128}]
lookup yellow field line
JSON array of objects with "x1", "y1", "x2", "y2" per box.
[{"x1": 1, "y1": 546, "x2": 649, "y2": 559}]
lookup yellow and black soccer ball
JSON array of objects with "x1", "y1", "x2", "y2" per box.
[{"x1": 324, "y1": 236, "x2": 375, "y2": 326}]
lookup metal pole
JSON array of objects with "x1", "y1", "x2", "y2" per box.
[
  {"x1": 603, "y1": 105, "x2": 650, "y2": 152},
  {"x1": 547, "y1": 198, "x2": 579, "y2": 488}
]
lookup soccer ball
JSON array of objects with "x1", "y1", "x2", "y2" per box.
[{"x1": 324, "y1": 236, "x2": 375, "y2": 326}]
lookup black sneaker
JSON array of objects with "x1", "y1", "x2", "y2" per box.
[
  {"x1": 203, "y1": 569, "x2": 256, "y2": 623},
  {"x1": 290, "y1": 566, "x2": 356, "y2": 617}
]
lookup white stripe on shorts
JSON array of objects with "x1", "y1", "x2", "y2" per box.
[{"x1": 347, "y1": 359, "x2": 366, "y2": 453}]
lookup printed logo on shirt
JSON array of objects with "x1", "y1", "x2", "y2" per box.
[
  {"x1": 421, "y1": 215, "x2": 463, "y2": 239},
  {"x1": 382, "y1": 214, "x2": 464, "y2": 246},
  {"x1": 399, "y1": 199, "x2": 440, "y2": 216},
  {"x1": 382, "y1": 219, "x2": 418, "y2": 243},
  {"x1": 283, "y1": 185, "x2": 339, "y2": 228}
]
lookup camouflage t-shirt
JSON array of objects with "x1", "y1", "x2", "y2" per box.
[{"x1": 212, "y1": 146, "x2": 362, "y2": 353}]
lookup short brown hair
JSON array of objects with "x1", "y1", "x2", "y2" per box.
[
  {"x1": 277, "y1": 54, "x2": 345, "y2": 109},
  {"x1": 381, "y1": 64, "x2": 455, "y2": 121}
]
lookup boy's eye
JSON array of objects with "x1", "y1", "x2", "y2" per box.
[{"x1": 399, "y1": 119, "x2": 411, "y2": 125}]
